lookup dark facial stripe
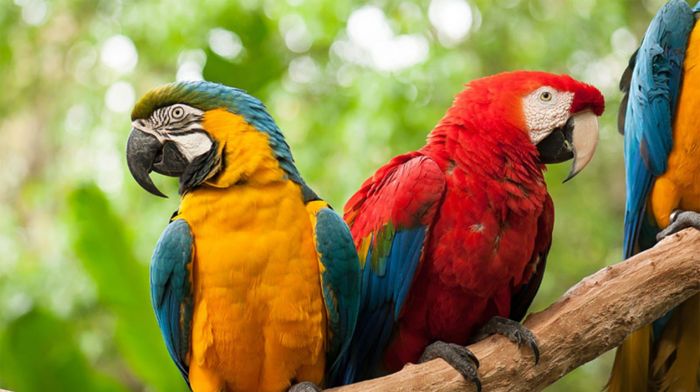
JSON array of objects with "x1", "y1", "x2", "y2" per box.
[
  {"x1": 149, "y1": 107, "x2": 203, "y2": 135},
  {"x1": 167, "y1": 127, "x2": 206, "y2": 136}
]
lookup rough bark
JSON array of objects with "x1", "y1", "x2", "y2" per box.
[{"x1": 328, "y1": 228, "x2": 700, "y2": 392}]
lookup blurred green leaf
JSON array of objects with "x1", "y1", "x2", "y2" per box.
[
  {"x1": 0, "y1": 309, "x2": 127, "y2": 392},
  {"x1": 67, "y1": 184, "x2": 186, "y2": 392}
]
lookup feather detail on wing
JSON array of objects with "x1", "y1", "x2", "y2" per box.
[
  {"x1": 620, "y1": 0, "x2": 693, "y2": 258},
  {"x1": 150, "y1": 219, "x2": 194, "y2": 386},
  {"x1": 306, "y1": 201, "x2": 361, "y2": 387},
  {"x1": 337, "y1": 153, "x2": 446, "y2": 384},
  {"x1": 510, "y1": 194, "x2": 553, "y2": 322}
]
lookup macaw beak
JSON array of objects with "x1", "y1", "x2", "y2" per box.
[
  {"x1": 536, "y1": 110, "x2": 599, "y2": 182},
  {"x1": 126, "y1": 128, "x2": 189, "y2": 197}
]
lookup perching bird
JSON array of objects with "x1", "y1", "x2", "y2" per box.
[
  {"x1": 608, "y1": 1, "x2": 700, "y2": 390},
  {"x1": 335, "y1": 71, "x2": 605, "y2": 389},
  {"x1": 125, "y1": 81, "x2": 360, "y2": 392}
]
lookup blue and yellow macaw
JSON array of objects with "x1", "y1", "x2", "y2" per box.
[
  {"x1": 610, "y1": 1, "x2": 700, "y2": 390},
  {"x1": 125, "y1": 81, "x2": 360, "y2": 392}
]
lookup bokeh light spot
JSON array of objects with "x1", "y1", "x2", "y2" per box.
[
  {"x1": 100, "y1": 35, "x2": 138, "y2": 74},
  {"x1": 105, "y1": 81, "x2": 135, "y2": 113},
  {"x1": 429, "y1": 0, "x2": 473, "y2": 46},
  {"x1": 611, "y1": 28, "x2": 638, "y2": 55},
  {"x1": 176, "y1": 50, "x2": 207, "y2": 81},
  {"x1": 288, "y1": 56, "x2": 320, "y2": 84},
  {"x1": 280, "y1": 14, "x2": 313, "y2": 53},
  {"x1": 208, "y1": 28, "x2": 243, "y2": 60},
  {"x1": 340, "y1": 6, "x2": 429, "y2": 72},
  {"x1": 15, "y1": 0, "x2": 48, "y2": 26}
]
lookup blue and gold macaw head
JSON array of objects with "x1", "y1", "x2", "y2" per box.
[{"x1": 126, "y1": 81, "x2": 306, "y2": 197}]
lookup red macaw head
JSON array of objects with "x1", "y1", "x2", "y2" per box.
[{"x1": 455, "y1": 71, "x2": 605, "y2": 181}]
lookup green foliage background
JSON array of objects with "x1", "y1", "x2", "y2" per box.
[{"x1": 0, "y1": 0, "x2": 669, "y2": 390}]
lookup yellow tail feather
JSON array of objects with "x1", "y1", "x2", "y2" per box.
[
  {"x1": 653, "y1": 294, "x2": 700, "y2": 392},
  {"x1": 607, "y1": 325, "x2": 652, "y2": 392},
  {"x1": 607, "y1": 294, "x2": 700, "y2": 392}
]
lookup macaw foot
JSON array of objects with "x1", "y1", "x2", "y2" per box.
[
  {"x1": 288, "y1": 381, "x2": 321, "y2": 392},
  {"x1": 656, "y1": 210, "x2": 700, "y2": 241},
  {"x1": 473, "y1": 316, "x2": 540, "y2": 364},
  {"x1": 419, "y1": 341, "x2": 481, "y2": 392}
]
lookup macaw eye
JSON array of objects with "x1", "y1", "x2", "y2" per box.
[
  {"x1": 539, "y1": 91, "x2": 553, "y2": 102},
  {"x1": 171, "y1": 105, "x2": 185, "y2": 120}
]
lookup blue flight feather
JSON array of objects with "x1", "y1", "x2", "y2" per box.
[
  {"x1": 621, "y1": 0, "x2": 694, "y2": 340},
  {"x1": 336, "y1": 225, "x2": 427, "y2": 385},
  {"x1": 150, "y1": 219, "x2": 194, "y2": 386},
  {"x1": 622, "y1": 0, "x2": 693, "y2": 259},
  {"x1": 312, "y1": 208, "x2": 361, "y2": 387}
]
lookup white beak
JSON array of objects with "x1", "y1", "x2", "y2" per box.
[{"x1": 564, "y1": 110, "x2": 599, "y2": 182}]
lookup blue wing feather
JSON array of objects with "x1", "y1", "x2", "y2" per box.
[
  {"x1": 150, "y1": 219, "x2": 194, "y2": 386},
  {"x1": 389, "y1": 228, "x2": 427, "y2": 319},
  {"x1": 622, "y1": 0, "x2": 694, "y2": 343},
  {"x1": 611, "y1": 6, "x2": 697, "y2": 386},
  {"x1": 338, "y1": 226, "x2": 427, "y2": 384},
  {"x1": 335, "y1": 154, "x2": 444, "y2": 385},
  {"x1": 312, "y1": 207, "x2": 361, "y2": 387},
  {"x1": 622, "y1": 0, "x2": 693, "y2": 258}
]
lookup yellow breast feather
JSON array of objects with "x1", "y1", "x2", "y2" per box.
[
  {"x1": 175, "y1": 109, "x2": 326, "y2": 392},
  {"x1": 651, "y1": 23, "x2": 700, "y2": 227}
]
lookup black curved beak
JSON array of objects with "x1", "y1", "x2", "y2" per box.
[
  {"x1": 126, "y1": 128, "x2": 190, "y2": 198},
  {"x1": 536, "y1": 110, "x2": 599, "y2": 182},
  {"x1": 126, "y1": 129, "x2": 167, "y2": 197},
  {"x1": 127, "y1": 125, "x2": 218, "y2": 197},
  {"x1": 537, "y1": 118, "x2": 575, "y2": 164}
]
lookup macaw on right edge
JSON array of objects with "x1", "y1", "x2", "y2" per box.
[{"x1": 610, "y1": 1, "x2": 700, "y2": 391}]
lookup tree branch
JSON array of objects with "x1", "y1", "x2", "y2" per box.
[{"x1": 328, "y1": 228, "x2": 700, "y2": 392}]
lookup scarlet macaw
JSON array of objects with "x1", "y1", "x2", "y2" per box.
[
  {"x1": 334, "y1": 71, "x2": 605, "y2": 389},
  {"x1": 609, "y1": 1, "x2": 700, "y2": 390},
  {"x1": 125, "y1": 81, "x2": 360, "y2": 392}
]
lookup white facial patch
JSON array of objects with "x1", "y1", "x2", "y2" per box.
[
  {"x1": 522, "y1": 87, "x2": 574, "y2": 144},
  {"x1": 170, "y1": 132, "x2": 213, "y2": 161},
  {"x1": 132, "y1": 104, "x2": 212, "y2": 162}
]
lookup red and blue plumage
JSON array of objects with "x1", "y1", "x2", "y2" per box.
[{"x1": 337, "y1": 71, "x2": 604, "y2": 385}]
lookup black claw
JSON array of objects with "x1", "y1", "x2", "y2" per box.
[
  {"x1": 656, "y1": 210, "x2": 700, "y2": 241},
  {"x1": 288, "y1": 381, "x2": 321, "y2": 392},
  {"x1": 526, "y1": 339, "x2": 540, "y2": 365},
  {"x1": 420, "y1": 341, "x2": 481, "y2": 392},
  {"x1": 476, "y1": 316, "x2": 540, "y2": 364},
  {"x1": 463, "y1": 347, "x2": 480, "y2": 368}
]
